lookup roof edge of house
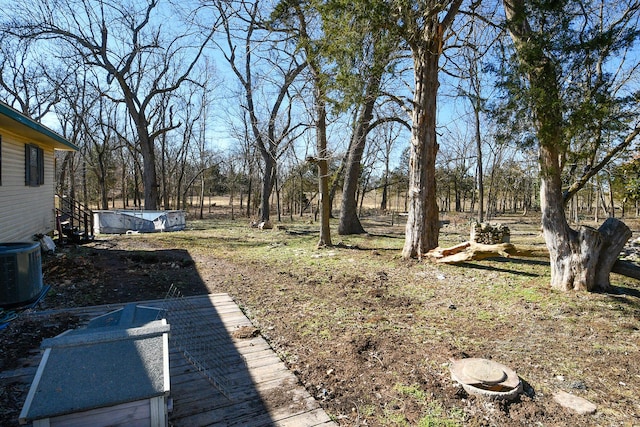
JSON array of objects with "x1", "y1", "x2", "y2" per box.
[{"x1": 0, "y1": 102, "x2": 79, "y2": 151}]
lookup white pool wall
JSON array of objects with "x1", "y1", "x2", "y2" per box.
[{"x1": 93, "y1": 210, "x2": 186, "y2": 234}]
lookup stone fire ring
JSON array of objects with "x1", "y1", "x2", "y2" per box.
[{"x1": 450, "y1": 358, "x2": 523, "y2": 401}]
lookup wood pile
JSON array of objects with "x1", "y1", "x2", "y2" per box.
[{"x1": 470, "y1": 222, "x2": 511, "y2": 244}]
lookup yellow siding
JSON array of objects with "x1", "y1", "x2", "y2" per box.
[{"x1": 0, "y1": 130, "x2": 56, "y2": 242}]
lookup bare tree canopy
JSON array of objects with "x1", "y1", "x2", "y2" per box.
[
  {"x1": 219, "y1": 0, "x2": 306, "y2": 224},
  {"x1": 2, "y1": 0, "x2": 219, "y2": 209}
]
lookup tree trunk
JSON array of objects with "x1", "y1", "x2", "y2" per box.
[
  {"x1": 246, "y1": 174, "x2": 252, "y2": 218},
  {"x1": 338, "y1": 65, "x2": 383, "y2": 235},
  {"x1": 275, "y1": 172, "x2": 282, "y2": 222},
  {"x1": 608, "y1": 173, "x2": 615, "y2": 217},
  {"x1": 199, "y1": 174, "x2": 205, "y2": 220},
  {"x1": 594, "y1": 184, "x2": 600, "y2": 222},
  {"x1": 429, "y1": 241, "x2": 548, "y2": 263},
  {"x1": 316, "y1": 96, "x2": 332, "y2": 247},
  {"x1": 328, "y1": 152, "x2": 347, "y2": 218},
  {"x1": 115, "y1": 74, "x2": 160, "y2": 211},
  {"x1": 161, "y1": 132, "x2": 169, "y2": 210},
  {"x1": 133, "y1": 166, "x2": 139, "y2": 207},
  {"x1": 535, "y1": 78, "x2": 626, "y2": 292},
  {"x1": 69, "y1": 155, "x2": 76, "y2": 200},
  {"x1": 454, "y1": 177, "x2": 461, "y2": 212},
  {"x1": 139, "y1": 133, "x2": 159, "y2": 210},
  {"x1": 176, "y1": 171, "x2": 183, "y2": 211},
  {"x1": 380, "y1": 173, "x2": 389, "y2": 211},
  {"x1": 475, "y1": 98, "x2": 484, "y2": 222},
  {"x1": 260, "y1": 152, "x2": 275, "y2": 222},
  {"x1": 594, "y1": 218, "x2": 633, "y2": 289},
  {"x1": 338, "y1": 122, "x2": 368, "y2": 235},
  {"x1": 120, "y1": 149, "x2": 127, "y2": 208},
  {"x1": 504, "y1": 0, "x2": 632, "y2": 291},
  {"x1": 97, "y1": 153, "x2": 109, "y2": 210},
  {"x1": 402, "y1": 45, "x2": 441, "y2": 258},
  {"x1": 57, "y1": 151, "x2": 72, "y2": 195},
  {"x1": 231, "y1": 187, "x2": 236, "y2": 220},
  {"x1": 612, "y1": 259, "x2": 640, "y2": 281},
  {"x1": 543, "y1": 219, "x2": 631, "y2": 292},
  {"x1": 298, "y1": 18, "x2": 332, "y2": 245},
  {"x1": 99, "y1": 177, "x2": 108, "y2": 210}
]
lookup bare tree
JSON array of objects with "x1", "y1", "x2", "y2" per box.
[
  {"x1": 448, "y1": 4, "x2": 500, "y2": 222},
  {"x1": 54, "y1": 67, "x2": 94, "y2": 198},
  {"x1": 438, "y1": 130, "x2": 476, "y2": 213},
  {"x1": 378, "y1": 121, "x2": 406, "y2": 211},
  {"x1": 271, "y1": 1, "x2": 333, "y2": 246},
  {"x1": 82, "y1": 95, "x2": 122, "y2": 209},
  {"x1": 0, "y1": 35, "x2": 67, "y2": 120},
  {"x1": 220, "y1": 0, "x2": 306, "y2": 224},
  {"x1": 4, "y1": 0, "x2": 218, "y2": 210}
]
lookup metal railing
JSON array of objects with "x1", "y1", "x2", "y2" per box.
[{"x1": 55, "y1": 195, "x2": 94, "y2": 242}]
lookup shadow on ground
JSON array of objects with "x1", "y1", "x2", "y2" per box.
[
  {"x1": 455, "y1": 257, "x2": 548, "y2": 278},
  {"x1": 42, "y1": 245, "x2": 207, "y2": 307},
  {"x1": 1, "y1": 242, "x2": 277, "y2": 426}
]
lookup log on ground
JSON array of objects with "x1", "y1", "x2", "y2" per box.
[
  {"x1": 611, "y1": 260, "x2": 640, "y2": 281},
  {"x1": 428, "y1": 242, "x2": 640, "y2": 282},
  {"x1": 427, "y1": 242, "x2": 549, "y2": 264}
]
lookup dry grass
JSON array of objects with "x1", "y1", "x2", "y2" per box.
[
  {"x1": 136, "y1": 211, "x2": 640, "y2": 426},
  {"x1": 5, "y1": 210, "x2": 639, "y2": 426}
]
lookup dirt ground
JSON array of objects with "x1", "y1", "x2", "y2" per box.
[{"x1": 1, "y1": 213, "x2": 640, "y2": 426}]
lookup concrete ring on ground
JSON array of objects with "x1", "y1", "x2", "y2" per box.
[{"x1": 450, "y1": 358, "x2": 523, "y2": 401}]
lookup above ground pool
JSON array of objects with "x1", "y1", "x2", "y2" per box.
[{"x1": 93, "y1": 210, "x2": 186, "y2": 234}]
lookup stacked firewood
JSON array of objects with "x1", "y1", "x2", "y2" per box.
[
  {"x1": 470, "y1": 222, "x2": 511, "y2": 244},
  {"x1": 620, "y1": 237, "x2": 640, "y2": 263}
]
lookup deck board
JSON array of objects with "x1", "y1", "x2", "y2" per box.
[{"x1": 7, "y1": 294, "x2": 335, "y2": 427}]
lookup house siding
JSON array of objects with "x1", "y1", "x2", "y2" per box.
[{"x1": 0, "y1": 130, "x2": 56, "y2": 242}]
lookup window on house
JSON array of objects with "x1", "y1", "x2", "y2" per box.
[{"x1": 25, "y1": 143, "x2": 44, "y2": 187}]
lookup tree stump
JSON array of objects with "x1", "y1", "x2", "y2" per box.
[{"x1": 594, "y1": 218, "x2": 633, "y2": 291}]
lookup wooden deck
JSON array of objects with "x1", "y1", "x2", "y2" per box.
[{"x1": 3, "y1": 294, "x2": 335, "y2": 427}]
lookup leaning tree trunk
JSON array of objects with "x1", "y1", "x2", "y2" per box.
[
  {"x1": 338, "y1": 68, "x2": 381, "y2": 235},
  {"x1": 402, "y1": 45, "x2": 441, "y2": 258},
  {"x1": 338, "y1": 119, "x2": 370, "y2": 235}
]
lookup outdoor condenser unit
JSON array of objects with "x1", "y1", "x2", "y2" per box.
[{"x1": 0, "y1": 241, "x2": 43, "y2": 308}]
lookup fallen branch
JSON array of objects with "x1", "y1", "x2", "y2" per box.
[
  {"x1": 427, "y1": 241, "x2": 548, "y2": 264},
  {"x1": 439, "y1": 241, "x2": 470, "y2": 257},
  {"x1": 428, "y1": 241, "x2": 640, "y2": 282},
  {"x1": 611, "y1": 260, "x2": 640, "y2": 281}
]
